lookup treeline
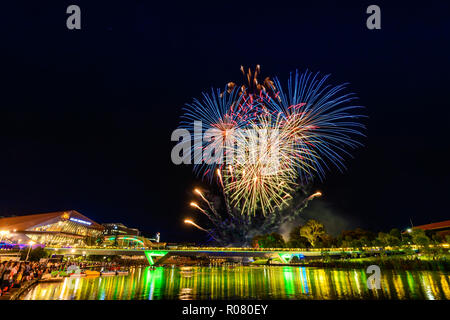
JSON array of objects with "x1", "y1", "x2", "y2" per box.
[{"x1": 252, "y1": 219, "x2": 450, "y2": 249}]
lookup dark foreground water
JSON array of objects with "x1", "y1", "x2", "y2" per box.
[{"x1": 21, "y1": 266, "x2": 450, "y2": 300}]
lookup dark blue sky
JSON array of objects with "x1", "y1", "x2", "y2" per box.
[{"x1": 0, "y1": 1, "x2": 449, "y2": 242}]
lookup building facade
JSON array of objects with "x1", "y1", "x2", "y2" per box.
[
  {"x1": 412, "y1": 220, "x2": 450, "y2": 238},
  {"x1": 0, "y1": 210, "x2": 104, "y2": 246},
  {"x1": 102, "y1": 222, "x2": 140, "y2": 236}
]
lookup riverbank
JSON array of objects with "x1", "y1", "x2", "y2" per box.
[
  {"x1": 270, "y1": 256, "x2": 450, "y2": 271},
  {"x1": 0, "y1": 279, "x2": 38, "y2": 300}
]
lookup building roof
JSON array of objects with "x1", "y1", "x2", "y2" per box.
[
  {"x1": 102, "y1": 222, "x2": 128, "y2": 228},
  {"x1": 414, "y1": 220, "x2": 450, "y2": 231},
  {"x1": 102, "y1": 222, "x2": 140, "y2": 231},
  {"x1": 0, "y1": 210, "x2": 104, "y2": 231}
]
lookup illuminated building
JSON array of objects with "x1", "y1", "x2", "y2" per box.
[
  {"x1": 408, "y1": 220, "x2": 450, "y2": 237},
  {"x1": 101, "y1": 223, "x2": 162, "y2": 248},
  {"x1": 0, "y1": 210, "x2": 104, "y2": 246},
  {"x1": 102, "y1": 222, "x2": 140, "y2": 236}
]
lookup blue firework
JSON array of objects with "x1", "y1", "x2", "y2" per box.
[
  {"x1": 266, "y1": 70, "x2": 366, "y2": 181},
  {"x1": 179, "y1": 87, "x2": 260, "y2": 181}
]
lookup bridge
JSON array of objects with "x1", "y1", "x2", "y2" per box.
[{"x1": 44, "y1": 247, "x2": 363, "y2": 266}]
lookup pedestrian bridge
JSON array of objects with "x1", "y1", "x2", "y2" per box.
[{"x1": 45, "y1": 247, "x2": 362, "y2": 266}]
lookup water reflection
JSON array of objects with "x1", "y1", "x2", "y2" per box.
[{"x1": 21, "y1": 266, "x2": 450, "y2": 300}]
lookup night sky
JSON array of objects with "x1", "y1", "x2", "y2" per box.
[{"x1": 1, "y1": 1, "x2": 449, "y2": 243}]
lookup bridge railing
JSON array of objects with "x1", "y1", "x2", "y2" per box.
[{"x1": 43, "y1": 244, "x2": 441, "y2": 252}]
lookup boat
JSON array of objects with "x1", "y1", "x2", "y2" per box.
[
  {"x1": 116, "y1": 271, "x2": 129, "y2": 276},
  {"x1": 84, "y1": 270, "x2": 101, "y2": 277},
  {"x1": 100, "y1": 271, "x2": 116, "y2": 276},
  {"x1": 180, "y1": 267, "x2": 193, "y2": 271},
  {"x1": 69, "y1": 273, "x2": 86, "y2": 277},
  {"x1": 39, "y1": 277, "x2": 65, "y2": 283}
]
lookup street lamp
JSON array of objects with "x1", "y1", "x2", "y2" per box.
[{"x1": 25, "y1": 241, "x2": 35, "y2": 261}]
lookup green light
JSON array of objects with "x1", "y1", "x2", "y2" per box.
[
  {"x1": 121, "y1": 237, "x2": 144, "y2": 245},
  {"x1": 144, "y1": 250, "x2": 169, "y2": 266},
  {"x1": 283, "y1": 267, "x2": 295, "y2": 295},
  {"x1": 106, "y1": 236, "x2": 144, "y2": 245},
  {"x1": 278, "y1": 253, "x2": 292, "y2": 264}
]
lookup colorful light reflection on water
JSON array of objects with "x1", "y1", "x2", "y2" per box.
[{"x1": 21, "y1": 266, "x2": 450, "y2": 300}]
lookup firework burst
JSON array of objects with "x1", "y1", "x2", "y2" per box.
[
  {"x1": 180, "y1": 87, "x2": 261, "y2": 181},
  {"x1": 267, "y1": 70, "x2": 366, "y2": 181},
  {"x1": 178, "y1": 66, "x2": 365, "y2": 216},
  {"x1": 222, "y1": 114, "x2": 299, "y2": 215}
]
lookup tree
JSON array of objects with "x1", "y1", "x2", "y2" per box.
[
  {"x1": 350, "y1": 239, "x2": 363, "y2": 248},
  {"x1": 252, "y1": 233, "x2": 285, "y2": 248},
  {"x1": 388, "y1": 228, "x2": 401, "y2": 246},
  {"x1": 96, "y1": 236, "x2": 104, "y2": 246},
  {"x1": 389, "y1": 228, "x2": 401, "y2": 240},
  {"x1": 316, "y1": 234, "x2": 336, "y2": 248},
  {"x1": 338, "y1": 235, "x2": 353, "y2": 247},
  {"x1": 376, "y1": 232, "x2": 389, "y2": 247},
  {"x1": 287, "y1": 226, "x2": 310, "y2": 248},
  {"x1": 338, "y1": 228, "x2": 375, "y2": 247},
  {"x1": 411, "y1": 229, "x2": 430, "y2": 246},
  {"x1": 300, "y1": 219, "x2": 326, "y2": 247},
  {"x1": 431, "y1": 233, "x2": 443, "y2": 244},
  {"x1": 376, "y1": 231, "x2": 400, "y2": 247},
  {"x1": 445, "y1": 234, "x2": 450, "y2": 244},
  {"x1": 20, "y1": 247, "x2": 48, "y2": 262},
  {"x1": 400, "y1": 232, "x2": 412, "y2": 245}
]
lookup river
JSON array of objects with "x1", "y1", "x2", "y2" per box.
[{"x1": 21, "y1": 266, "x2": 450, "y2": 300}]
